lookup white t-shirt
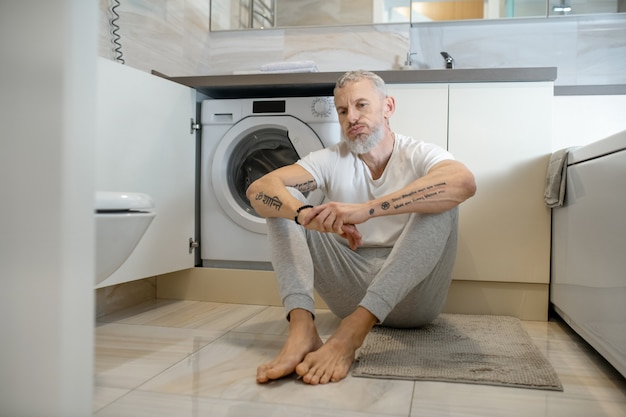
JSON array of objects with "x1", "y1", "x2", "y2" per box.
[{"x1": 296, "y1": 133, "x2": 454, "y2": 247}]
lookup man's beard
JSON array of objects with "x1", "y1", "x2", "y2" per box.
[{"x1": 342, "y1": 123, "x2": 385, "y2": 155}]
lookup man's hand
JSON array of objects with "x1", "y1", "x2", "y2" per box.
[
  {"x1": 299, "y1": 202, "x2": 367, "y2": 250},
  {"x1": 339, "y1": 224, "x2": 363, "y2": 250}
]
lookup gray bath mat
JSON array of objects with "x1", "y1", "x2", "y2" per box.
[{"x1": 352, "y1": 314, "x2": 563, "y2": 391}]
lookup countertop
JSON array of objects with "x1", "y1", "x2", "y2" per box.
[{"x1": 156, "y1": 67, "x2": 557, "y2": 99}]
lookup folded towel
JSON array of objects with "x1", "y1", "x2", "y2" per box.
[
  {"x1": 261, "y1": 67, "x2": 319, "y2": 73},
  {"x1": 260, "y1": 60, "x2": 318, "y2": 73},
  {"x1": 232, "y1": 69, "x2": 263, "y2": 75},
  {"x1": 544, "y1": 147, "x2": 579, "y2": 208}
]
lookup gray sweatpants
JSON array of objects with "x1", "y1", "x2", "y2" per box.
[{"x1": 267, "y1": 192, "x2": 459, "y2": 328}]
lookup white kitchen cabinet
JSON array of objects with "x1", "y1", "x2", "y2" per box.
[
  {"x1": 448, "y1": 82, "x2": 553, "y2": 284},
  {"x1": 95, "y1": 58, "x2": 196, "y2": 288},
  {"x1": 366, "y1": 81, "x2": 553, "y2": 285},
  {"x1": 377, "y1": 81, "x2": 553, "y2": 319},
  {"x1": 386, "y1": 84, "x2": 448, "y2": 150}
]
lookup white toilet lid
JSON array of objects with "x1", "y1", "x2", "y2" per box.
[{"x1": 95, "y1": 191, "x2": 155, "y2": 211}]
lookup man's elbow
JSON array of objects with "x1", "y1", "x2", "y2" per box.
[
  {"x1": 246, "y1": 178, "x2": 262, "y2": 205},
  {"x1": 460, "y1": 171, "x2": 477, "y2": 201}
]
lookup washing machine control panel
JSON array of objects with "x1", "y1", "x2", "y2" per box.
[{"x1": 311, "y1": 97, "x2": 334, "y2": 118}]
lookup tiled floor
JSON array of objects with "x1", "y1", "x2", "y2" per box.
[{"x1": 94, "y1": 300, "x2": 626, "y2": 417}]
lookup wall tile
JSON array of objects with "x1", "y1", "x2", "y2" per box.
[{"x1": 97, "y1": 0, "x2": 625, "y2": 85}]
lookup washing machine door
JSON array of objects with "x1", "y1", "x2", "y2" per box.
[{"x1": 212, "y1": 115, "x2": 327, "y2": 234}]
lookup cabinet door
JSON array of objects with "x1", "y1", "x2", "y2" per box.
[
  {"x1": 448, "y1": 82, "x2": 553, "y2": 284},
  {"x1": 386, "y1": 84, "x2": 448, "y2": 150},
  {"x1": 95, "y1": 58, "x2": 196, "y2": 287}
]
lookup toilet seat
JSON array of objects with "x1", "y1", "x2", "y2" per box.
[
  {"x1": 95, "y1": 191, "x2": 157, "y2": 284},
  {"x1": 95, "y1": 191, "x2": 154, "y2": 212}
]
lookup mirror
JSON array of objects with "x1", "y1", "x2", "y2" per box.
[
  {"x1": 210, "y1": 0, "x2": 624, "y2": 31},
  {"x1": 410, "y1": 0, "x2": 623, "y2": 21},
  {"x1": 210, "y1": 0, "x2": 411, "y2": 31}
]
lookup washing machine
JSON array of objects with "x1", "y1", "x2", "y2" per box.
[{"x1": 200, "y1": 96, "x2": 340, "y2": 268}]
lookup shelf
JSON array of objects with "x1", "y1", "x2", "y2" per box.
[{"x1": 154, "y1": 67, "x2": 558, "y2": 98}]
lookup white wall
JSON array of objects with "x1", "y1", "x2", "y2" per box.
[{"x1": 0, "y1": 2, "x2": 97, "y2": 416}]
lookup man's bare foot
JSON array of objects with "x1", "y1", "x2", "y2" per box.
[
  {"x1": 295, "y1": 337, "x2": 355, "y2": 384},
  {"x1": 256, "y1": 309, "x2": 323, "y2": 383},
  {"x1": 295, "y1": 307, "x2": 377, "y2": 385}
]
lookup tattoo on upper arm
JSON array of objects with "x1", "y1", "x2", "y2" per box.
[
  {"x1": 287, "y1": 179, "x2": 316, "y2": 193},
  {"x1": 254, "y1": 192, "x2": 283, "y2": 211}
]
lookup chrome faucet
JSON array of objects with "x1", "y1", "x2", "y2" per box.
[
  {"x1": 404, "y1": 52, "x2": 418, "y2": 68},
  {"x1": 440, "y1": 51, "x2": 454, "y2": 69}
]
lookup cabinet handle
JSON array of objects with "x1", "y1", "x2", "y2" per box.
[
  {"x1": 189, "y1": 238, "x2": 199, "y2": 253},
  {"x1": 190, "y1": 118, "x2": 201, "y2": 134}
]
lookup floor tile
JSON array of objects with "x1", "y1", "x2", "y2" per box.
[
  {"x1": 409, "y1": 381, "x2": 626, "y2": 417},
  {"x1": 95, "y1": 322, "x2": 222, "y2": 391},
  {"x1": 230, "y1": 305, "x2": 342, "y2": 337},
  {"x1": 95, "y1": 390, "x2": 406, "y2": 417},
  {"x1": 93, "y1": 301, "x2": 626, "y2": 417},
  {"x1": 101, "y1": 299, "x2": 267, "y2": 332},
  {"x1": 93, "y1": 386, "x2": 129, "y2": 414},
  {"x1": 97, "y1": 299, "x2": 182, "y2": 323},
  {"x1": 136, "y1": 331, "x2": 414, "y2": 416}
]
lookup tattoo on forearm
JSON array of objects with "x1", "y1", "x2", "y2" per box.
[
  {"x1": 381, "y1": 182, "x2": 447, "y2": 211},
  {"x1": 255, "y1": 192, "x2": 283, "y2": 211},
  {"x1": 287, "y1": 180, "x2": 316, "y2": 193}
]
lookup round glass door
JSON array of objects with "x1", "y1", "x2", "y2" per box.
[
  {"x1": 211, "y1": 116, "x2": 325, "y2": 234},
  {"x1": 229, "y1": 127, "x2": 300, "y2": 217}
]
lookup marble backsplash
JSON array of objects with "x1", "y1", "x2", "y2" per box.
[
  {"x1": 98, "y1": 1, "x2": 625, "y2": 85},
  {"x1": 410, "y1": 14, "x2": 626, "y2": 86}
]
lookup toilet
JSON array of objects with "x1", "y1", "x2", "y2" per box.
[{"x1": 95, "y1": 191, "x2": 156, "y2": 284}]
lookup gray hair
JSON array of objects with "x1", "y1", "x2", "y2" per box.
[{"x1": 334, "y1": 70, "x2": 388, "y2": 98}]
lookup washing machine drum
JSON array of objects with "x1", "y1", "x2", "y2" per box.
[
  {"x1": 232, "y1": 129, "x2": 299, "y2": 202},
  {"x1": 212, "y1": 118, "x2": 326, "y2": 234}
]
